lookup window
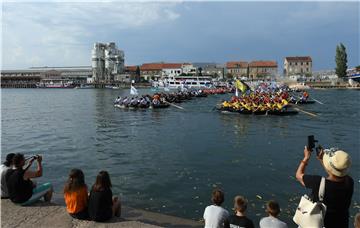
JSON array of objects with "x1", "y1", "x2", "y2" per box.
[
  {"x1": 306, "y1": 62, "x2": 309, "y2": 65},
  {"x1": 295, "y1": 62, "x2": 298, "y2": 66},
  {"x1": 301, "y1": 62, "x2": 303, "y2": 66}
]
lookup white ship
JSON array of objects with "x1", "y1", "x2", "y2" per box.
[{"x1": 152, "y1": 76, "x2": 213, "y2": 89}]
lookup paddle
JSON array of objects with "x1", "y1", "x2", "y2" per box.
[
  {"x1": 288, "y1": 103, "x2": 318, "y2": 117},
  {"x1": 165, "y1": 101, "x2": 185, "y2": 110},
  {"x1": 293, "y1": 107, "x2": 318, "y2": 117},
  {"x1": 311, "y1": 97, "x2": 324, "y2": 105}
]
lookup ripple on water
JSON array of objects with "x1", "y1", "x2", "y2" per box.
[{"x1": 1, "y1": 89, "x2": 359, "y2": 224}]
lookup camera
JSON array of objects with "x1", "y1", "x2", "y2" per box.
[
  {"x1": 307, "y1": 135, "x2": 323, "y2": 157},
  {"x1": 307, "y1": 135, "x2": 318, "y2": 151}
]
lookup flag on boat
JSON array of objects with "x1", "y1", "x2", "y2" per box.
[
  {"x1": 130, "y1": 85, "x2": 138, "y2": 95},
  {"x1": 235, "y1": 79, "x2": 251, "y2": 93}
]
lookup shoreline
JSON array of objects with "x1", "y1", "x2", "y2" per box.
[{"x1": 1, "y1": 198, "x2": 202, "y2": 228}]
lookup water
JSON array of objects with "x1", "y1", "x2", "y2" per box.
[{"x1": 1, "y1": 88, "x2": 359, "y2": 224}]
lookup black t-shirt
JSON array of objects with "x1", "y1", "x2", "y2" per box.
[
  {"x1": 228, "y1": 215, "x2": 254, "y2": 228},
  {"x1": 303, "y1": 174, "x2": 354, "y2": 228},
  {"x1": 88, "y1": 188, "x2": 113, "y2": 222},
  {"x1": 6, "y1": 169, "x2": 33, "y2": 203}
]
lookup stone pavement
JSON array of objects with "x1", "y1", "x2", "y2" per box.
[{"x1": 1, "y1": 200, "x2": 202, "y2": 228}]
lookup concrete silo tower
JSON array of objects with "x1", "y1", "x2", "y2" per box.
[{"x1": 91, "y1": 42, "x2": 125, "y2": 83}]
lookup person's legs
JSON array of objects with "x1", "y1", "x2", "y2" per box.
[
  {"x1": 21, "y1": 183, "x2": 53, "y2": 206},
  {"x1": 112, "y1": 197, "x2": 121, "y2": 217},
  {"x1": 44, "y1": 185, "x2": 53, "y2": 202}
]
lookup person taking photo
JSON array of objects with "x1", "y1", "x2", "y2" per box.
[
  {"x1": 296, "y1": 146, "x2": 354, "y2": 228},
  {"x1": 6, "y1": 153, "x2": 53, "y2": 205}
]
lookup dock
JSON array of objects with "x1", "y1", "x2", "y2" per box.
[{"x1": 1, "y1": 199, "x2": 202, "y2": 228}]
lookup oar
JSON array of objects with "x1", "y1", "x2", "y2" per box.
[
  {"x1": 293, "y1": 107, "x2": 317, "y2": 117},
  {"x1": 288, "y1": 103, "x2": 318, "y2": 117},
  {"x1": 311, "y1": 97, "x2": 324, "y2": 105},
  {"x1": 165, "y1": 101, "x2": 185, "y2": 110}
]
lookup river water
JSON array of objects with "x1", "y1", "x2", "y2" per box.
[{"x1": 1, "y1": 88, "x2": 359, "y2": 224}]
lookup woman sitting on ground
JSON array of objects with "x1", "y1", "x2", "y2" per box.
[
  {"x1": 228, "y1": 195, "x2": 254, "y2": 228},
  {"x1": 6, "y1": 153, "x2": 53, "y2": 205},
  {"x1": 88, "y1": 170, "x2": 121, "y2": 222},
  {"x1": 64, "y1": 169, "x2": 89, "y2": 220}
]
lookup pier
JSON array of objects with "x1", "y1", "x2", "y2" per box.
[{"x1": 1, "y1": 199, "x2": 202, "y2": 228}]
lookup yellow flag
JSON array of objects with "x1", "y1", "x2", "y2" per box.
[{"x1": 235, "y1": 80, "x2": 247, "y2": 93}]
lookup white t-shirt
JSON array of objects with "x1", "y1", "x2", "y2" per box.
[
  {"x1": 203, "y1": 205, "x2": 229, "y2": 228},
  {"x1": 0, "y1": 164, "x2": 10, "y2": 198},
  {"x1": 259, "y1": 216, "x2": 288, "y2": 228}
]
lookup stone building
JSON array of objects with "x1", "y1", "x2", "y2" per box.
[
  {"x1": 284, "y1": 56, "x2": 312, "y2": 76},
  {"x1": 248, "y1": 61, "x2": 278, "y2": 79},
  {"x1": 226, "y1": 61, "x2": 248, "y2": 78}
]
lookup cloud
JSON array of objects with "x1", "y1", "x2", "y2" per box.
[{"x1": 1, "y1": 2, "x2": 181, "y2": 69}]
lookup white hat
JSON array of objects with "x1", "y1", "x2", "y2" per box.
[{"x1": 323, "y1": 150, "x2": 351, "y2": 177}]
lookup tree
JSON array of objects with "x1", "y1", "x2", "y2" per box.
[
  {"x1": 135, "y1": 66, "x2": 141, "y2": 83},
  {"x1": 335, "y1": 43, "x2": 348, "y2": 78},
  {"x1": 198, "y1": 67, "x2": 203, "y2": 76}
]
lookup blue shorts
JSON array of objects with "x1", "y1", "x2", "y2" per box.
[{"x1": 21, "y1": 182, "x2": 52, "y2": 206}]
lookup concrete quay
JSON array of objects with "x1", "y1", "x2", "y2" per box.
[{"x1": 1, "y1": 200, "x2": 202, "y2": 228}]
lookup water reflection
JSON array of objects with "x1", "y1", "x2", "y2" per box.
[{"x1": 1, "y1": 88, "x2": 359, "y2": 224}]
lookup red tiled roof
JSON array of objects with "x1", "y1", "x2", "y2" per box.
[
  {"x1": 226, "y1": 61, "x2": 248, "y2": 68},
  {"x1": 140, "y1": 63, "x2": 183, "y2": 71},
  {"x1": 249, "y1": 61, "x2": 277, "y2": 67},
  {"x1": 125, "y1": 66, "x2": 138, "y2": 71},
  {"x1": 285, "y1": 56, "x2": 312, "y2": 62}
]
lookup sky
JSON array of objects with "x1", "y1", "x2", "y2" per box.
[{"x1": 1, "y1": 1, "x2": 359, "y2": 71}]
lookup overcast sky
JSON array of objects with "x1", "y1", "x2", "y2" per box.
[{"x1": 1, "y1": 1, "x2": 359, "y2": 70}]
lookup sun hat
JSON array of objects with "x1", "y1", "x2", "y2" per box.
[{"x1": 323, "y1": 149, "x2": 351, "y2": 177}]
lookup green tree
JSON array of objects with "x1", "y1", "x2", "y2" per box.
[{"x1": 335, "y1": 43, "x2": 348, "y2": 78}]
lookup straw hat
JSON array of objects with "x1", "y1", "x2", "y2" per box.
[{"x1": 323, "y1": 150, "x2": 351, "y2": 177}]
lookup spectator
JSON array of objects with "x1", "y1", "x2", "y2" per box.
[
  {"x1": 203, "y1": 189, "x2": 229, "y2": 228},
  {"x1": 64, "y1": 169, "x2": 88, "y2": 220},
  {"x1": 228, "y1": 195, "x2": 254, "y2": 228},
  {"x1": 259, "y1": 200, "x2": 287, "y2": 228},
  {"x1": 1, "y1": 153, "x2": 15, "y2": 199},
  {"x1": 296, "y1": 147, "x2": 354, "y2": 228},
  {"x1": 88, "y1": 171, "x2": 121, "y2": 222},
  {"x1": 6, "y1": 153, "x2": 53, "y2": 205}
]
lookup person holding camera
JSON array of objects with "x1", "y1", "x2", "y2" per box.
[
  {"x1": 6, "y1": 153, "x2": 53, "y2": 205},
  {"x1": 295, "y1": 146, "x2": 354, "y2": 228}
]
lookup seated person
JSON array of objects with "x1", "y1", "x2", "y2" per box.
[
  {"x1": 1, "y1": 153, "x2": 15, "y2": 199},
  {"x1": 259, "y1": 200, "x2": 287, "y2": 228},
  {"x1": 228, "y1": 195, "x2": 254, "y2": 228},
  {"x1": 64, "y1": 169, "x2": 88, "y2": 220},
  {"x1": 6, "y1": 153, "x2": 53, "y2": 205},
  {"x1": 88, "y1": 171, "x2": 121, "y2": 222},
  {"x1": 203, "y1": 189, "x2": 229, "y2": 228}
]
